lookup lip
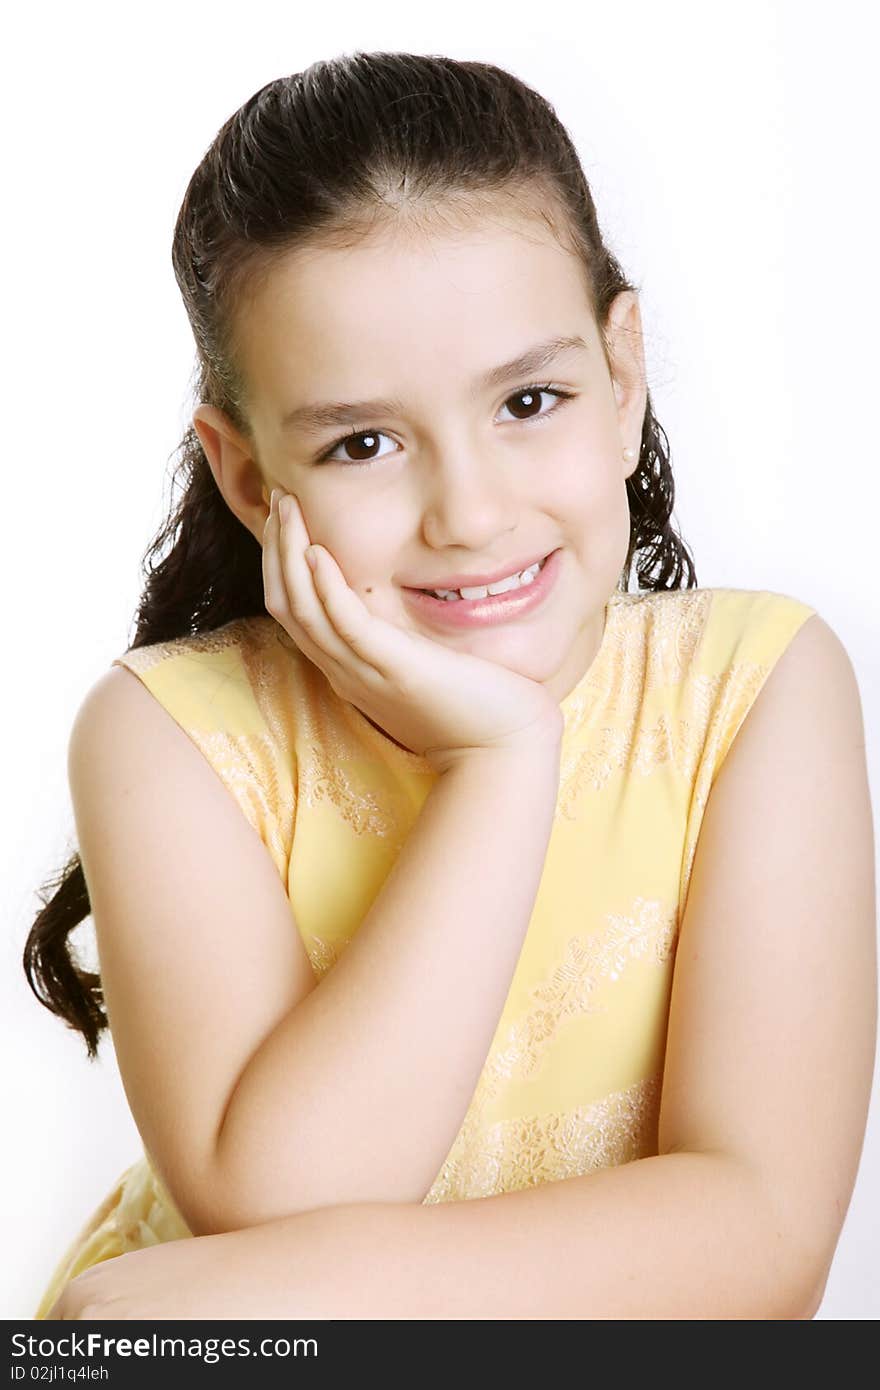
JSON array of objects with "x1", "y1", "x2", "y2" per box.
[
  {"x1": 402, "y1": 550, "x2": 551, "y2": 593},
  {"x1": 401, "y1": 548, "x2": 561, "y2": 629}
]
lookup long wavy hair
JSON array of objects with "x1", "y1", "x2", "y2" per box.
[{"x1": 23, "y1": 50, "x2": 697, "y2": 1060}]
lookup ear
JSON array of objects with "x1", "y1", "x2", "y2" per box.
[
  {"x1": 192, "y1": 404, "x2": 272, "y2": 537},
  {"x1": 605, "y1": 290, "x2": 648, "y2": 479}
]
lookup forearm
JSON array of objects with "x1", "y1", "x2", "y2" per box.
[
  {"x1": 209, "y1": 736, "x2": 561, "y2": 1232},
  {"x1": 251, "y1": 1152, "x2": 818, "y2": 1320}
]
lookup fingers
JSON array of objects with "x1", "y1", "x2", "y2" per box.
[
  {"x1": 261, "y1": 492, "x2": 288, "y2": 615},
  {"x1": 264, "y1": 491, "x2": 327, "y2": 644},
  {"x1": 262, "y1": 491, "x2": 348, "y2": 673},
  {"x1": 283, "y1": 497, "x2": 398, "y2": 678},
  {"x1": 305, "y1": 542, "x2": 404, "y2": 678},
  {"x1": 265, "y1": 491, "x2": 384, "y2": 682}
]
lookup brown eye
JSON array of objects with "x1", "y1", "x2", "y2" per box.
[
  {"x1": 500, "y1": 386, "x2": 575, "y2": 425},
  {"x1": 342, "y1": 433, "x2": 381, "y2": 462},
  {"x1": 504, "y1": 388, "x2": 548, "y2": 421},
  {"x1": 319, "y1": 429, "x2": 397, "y2": 466}
]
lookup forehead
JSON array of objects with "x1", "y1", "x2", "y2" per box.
[
  {"x1": 234, "y1": 207, "x2": 594, "y2": 413},
  {"x1": 252, "y1": 207, "x2": 584, "y2": 317}
]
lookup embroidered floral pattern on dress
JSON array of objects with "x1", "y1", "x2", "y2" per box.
[
  {"x1": 558, "y1": 589, "x2": 712, "y2": 817},
  {"x1": 418, "y1": 893, "x2": 678, "y2": 1201},
  {"x1": 304, "y1": 934, "x2": 344, "y2": 979},
  {"x1": 423, "y1": 1072, "x2": 662, "y2": 1202},
  {"x1": 470, "y1": 895, "x2": 680, "y2": 1108}
]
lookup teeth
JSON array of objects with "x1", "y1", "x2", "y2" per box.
[{"x1": 427, "y1": 558, "x2": 544, "y2": 601}]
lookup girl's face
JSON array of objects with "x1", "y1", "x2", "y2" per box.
[{"x1": 198, "y1": 207, "x2": 647, "y2": 705}]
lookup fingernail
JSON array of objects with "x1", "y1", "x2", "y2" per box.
[{"x1": 270, "y1": 488, "x2": 278, "y2": 513}]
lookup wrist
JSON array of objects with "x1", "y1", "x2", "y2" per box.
[{"x1": 436, "y1": 724, "x2": 563, "y2": 775}]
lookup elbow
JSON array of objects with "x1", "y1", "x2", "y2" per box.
[
  {"x1": 179, "y1": 1122, "x2": 272, "y2": 1236},
  {"x1": 181, "y1": 1202, "x2": 229, "y2": 1239},
  {"x1": 183, "y1": 1192, "x2": 263, "y2": 1239},
  {"x1": 181, "y1": 1174, "x2": 270, "y2": 1238},
  {"x1": 731, "y1": 1159, "x2": 835, "y2": 1320},
  {"x1": 183, "y1": 1214, "x2": 216, "y2": 1238},
  {"x1": 135, "y1": 1169, "x2": 229, "y2": 1241},
  {"x1": 778, "y1": 1218, "x2": 836, "y2": 1320},
  {"x1": 797, "y1": 1261, "x2": 831, "y2": 1320},
  {"x1": 765, "y1": 1234, "x2": 833, "y2": 1320},
  {"x1": 162, "y1": 1149, "x2": 266, "y2": 1239},
  {"x1": 188, "y1": 1195, "x2": 322, "y2": 1238},
  {"x1": 181, "y1": 1143, "x2": 318, "y2": 1236},
  {"x1": 170, "y1": 1181, "x2": 233, "y2": 1240}
]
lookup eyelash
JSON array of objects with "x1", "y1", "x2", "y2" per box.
[{"x1": 314, "y1": 384, "x2": 577, "y2": 467}]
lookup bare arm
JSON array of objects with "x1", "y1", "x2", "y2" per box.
[
  {"x1": 208, "y1": 732, "x2": 562, "y2": 1233},
  {"x1": 211, "y1": 1152, "x2": 822, "y2": 1319}
]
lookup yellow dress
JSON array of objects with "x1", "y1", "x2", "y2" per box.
[{"x1": 33, "y1": 585, "x2": 817, "y2": 1317}]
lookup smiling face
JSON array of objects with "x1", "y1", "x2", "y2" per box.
[{"x1": 195, "y1": 200, "x2": 647, "y2": 706}]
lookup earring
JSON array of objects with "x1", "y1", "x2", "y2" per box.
[{"x1": 623, "y1": 446, "x2": 637, "y2": 462}]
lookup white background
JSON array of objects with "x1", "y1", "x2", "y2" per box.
[{"x1": 2, "y1": 0, "x2": 877, "y2": 1319}]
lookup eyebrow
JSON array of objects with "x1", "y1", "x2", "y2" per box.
[{"x1": 279, "y1": 334, "x2": 589, "y2": 434}]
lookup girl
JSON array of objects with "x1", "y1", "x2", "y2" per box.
[{"x1": 24, "y1": 51, "x2": 875, "y2": 1320}]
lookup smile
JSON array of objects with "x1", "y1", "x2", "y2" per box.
[{"x1": 401, "y1": 549, "x2": 561, "y2": 630}]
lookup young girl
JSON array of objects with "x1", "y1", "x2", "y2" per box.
[{"x1": 25, "y1": 51, "x2": 875, "y2": 1321}]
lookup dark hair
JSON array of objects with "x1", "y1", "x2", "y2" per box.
[{"x1": 23, "y1": 50, "x2": 697, "y2": 1059}]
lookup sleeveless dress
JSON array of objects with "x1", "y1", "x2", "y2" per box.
[{"x1": 32, "y1": 585, "x2": 817, "y2": 1318}]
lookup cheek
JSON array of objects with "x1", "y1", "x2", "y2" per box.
[
  {"x1": 327, "y1": 546, "x2": 397, "y2": 613},
  {"x1": 544, "y1": 447, "x2": 622, "y2": 521},
  {"x1": 309, "y1": 515, "x2": 374, "y2": 582},
  {"x1": 548, "y1": 451, "x2": 631, "y2": 574},
  {"x1": 314, "y1": 501, "x2": 406, "y2": 602}
]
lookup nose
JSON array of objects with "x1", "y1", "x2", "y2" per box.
[{"x1": 419, "y1": 448, "x2": 520, "y2": 552}]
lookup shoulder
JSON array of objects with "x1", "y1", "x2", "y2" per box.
[
  {"x1": 661, "y1": 586, "x2": 837, "y2": 696},
  {"x1": 776, "y1": 609, "x2": 860, "y2": 690},
  {"x1": 68, "y1": 615, "x2": 284, "y2": 771},
  {"x1": 700, "y1": 586, "x2": 820, "y2": 653},
  {"x1": 86, "y1": 616, "x2": 285, "y2": 744},
  {"x1": 67, "y1": 664, "x2": 207, "y2": 788},
  {"x1": 618, "y1": 587, "x2": 828, "y2": 700},
  {"x1": 69, "y1": 615, "x2": 278, "y2": 767},
  {"x1": 701, "y1": 604, "x2": 871, "y2": 929},
  {"x1": 71, "y1": 663, "x2": 164, "y2": 738},
  {"x1": 771, "y1": 607, "x2": 853, "y2": 672},
  {"x1": 70, "y1": 624, "x2": 298, "y2": 872},
  {"x1": 728, "y1": 609, "x2": 864, "y2": 764}
]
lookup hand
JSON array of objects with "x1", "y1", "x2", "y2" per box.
[
  {"x1": 262, "y1": 491, "x2": 563, "y2": 772},
  {"x1": 43, "y1": 1222, "x2": 326, "y2": 1321}
]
